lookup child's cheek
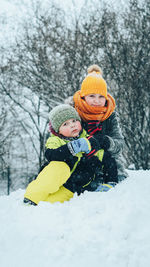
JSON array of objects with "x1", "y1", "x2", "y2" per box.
[
  {"x1": 76, "y1": 121, "x2": 82, "y2": 131},
  {"x1": 61, "y1": 128, "x2": 71, "y2": 137}
]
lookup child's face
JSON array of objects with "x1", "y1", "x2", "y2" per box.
[
  {"x1": 84, "y1": 94, "x2": 106, "y2": 107},
  {"x1": 59, "y1": 119, "x2": 82, "y2": 137}
]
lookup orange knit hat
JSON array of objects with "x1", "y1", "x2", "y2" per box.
[{"x1": 80, "y1": 64, "x2": 108, "y2": 99}]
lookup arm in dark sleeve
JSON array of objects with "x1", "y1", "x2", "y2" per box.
[
  {"x1": 84, "y1": 112, "x2": 125, "y2": 155},
  {"x1": 45, "y1": 144, "x2": 77, "y2": 169},
  {"x1": 45, "y1": 143, "x2": 73, "y2": 161},
  {"x1": 105, "y1": 112, "x2": 125, "y2": 155}
]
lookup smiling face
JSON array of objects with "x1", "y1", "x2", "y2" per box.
[
  {"x1": 59, "y1": 119, "x2": 82, "y2": 137},
  {"x1": 84, "y1": 93, "x2": 106, "y2": 107}
]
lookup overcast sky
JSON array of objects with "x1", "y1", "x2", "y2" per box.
[
  {"x1": 0, "y1": 0, "x2": 130, "y2": 17},
  {"x1": 0, "y1": 0, "x2": 130, "y2": 46}
]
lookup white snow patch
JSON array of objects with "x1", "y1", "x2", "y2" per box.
[{"x1": 0, "y1": 170, "x2": 150, "y2": 267}]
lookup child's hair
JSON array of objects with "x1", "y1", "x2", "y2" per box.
[
  {"x1": 80, "y1": 64, "x2": 108, "y2": 99},
  {"x1": 49, "y1": 104, "x2": 81, "y2": 133}
]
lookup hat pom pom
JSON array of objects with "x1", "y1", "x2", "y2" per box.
[{"x1": 87, "y1": 64, "x2": 103, "y2": 75}]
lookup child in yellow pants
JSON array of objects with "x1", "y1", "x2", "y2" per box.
[
  {"x1": 24, "y1": 161, "x2": 73, "y2": 204},
  {"x1": 24, "y1": 104, "x2": 118, "y2": 205}
]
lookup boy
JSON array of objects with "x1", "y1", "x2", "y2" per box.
[{"x1": 24, "y1": 104, "x2": 118, "y2": 205}]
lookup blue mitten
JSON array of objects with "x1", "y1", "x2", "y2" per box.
[
  {"x1": 95, "y1": 182, "x2": 117, "y2": 192},
  {"x1": 67, "y1": 138, "x2": 90, "y2": 155}
]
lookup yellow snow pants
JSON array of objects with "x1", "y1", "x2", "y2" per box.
[{"x1": 24, "y1": 161, "x2": 74, "y2": 204}]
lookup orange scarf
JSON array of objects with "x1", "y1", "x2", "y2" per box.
[{"x1": 73, "y1": 91, "x2": 116, "y2": 122}]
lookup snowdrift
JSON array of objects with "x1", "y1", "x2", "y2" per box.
[{"x1": 0, "y1": 170, "x2": 150, "y2": 267}]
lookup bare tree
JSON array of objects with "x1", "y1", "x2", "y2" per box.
[{"x1": 98, "y1": 0, "x2": 150, "y2": 169}]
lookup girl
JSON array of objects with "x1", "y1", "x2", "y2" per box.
[{"x1": 67, "y1": 64, "x2": 128, "y2": 184}]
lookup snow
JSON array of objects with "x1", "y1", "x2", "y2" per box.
[
  {"x1": 0, "y1": 170, "x2": 150, "y2": 267},
  {"x1": 0, "y1": 1, "x2": 149, "y2": 266}
]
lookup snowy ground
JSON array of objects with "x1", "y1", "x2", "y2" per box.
[{"x1": 0, "y1": 170, "x2": 150, "y2": 267}]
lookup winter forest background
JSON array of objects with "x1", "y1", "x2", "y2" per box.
[{"x1": 0, "y1": 0, "x2": 149, "y2": 195}]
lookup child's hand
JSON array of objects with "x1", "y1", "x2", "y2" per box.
[
  {"x1": 94, "y1": 134, "x2": 110, "y2": 150},
  {"x1": 68, "y1": 138, "x2": 90, "y2": 155},
  {"x1": 95, "y1": 182, "x2": 117, "y2": 192}
]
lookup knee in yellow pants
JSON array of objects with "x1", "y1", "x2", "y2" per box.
[
  {"x1": 45, "y1": 186, "x2": 74, "y2": 203},
  {"x1": 24, "y1": 161, "x2": 71, "y2": 204}
]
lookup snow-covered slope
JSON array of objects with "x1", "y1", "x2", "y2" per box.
[{"x1": 0, "y1": 170, "x2": 150, "y2": 267}]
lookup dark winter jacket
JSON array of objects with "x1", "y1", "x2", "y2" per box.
[
  {"x1": 82, "y1": 111, "x2": 128, "y2": 180},
  {"x1": 44, "y1": 129, "x2": 118, "y2": 194},
  {"x1": 83, "y1": 112, "x2": 124, "y2": 156},
  {"x1": 44, "y1": 130, "x2": 104, "y2": 190}
]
